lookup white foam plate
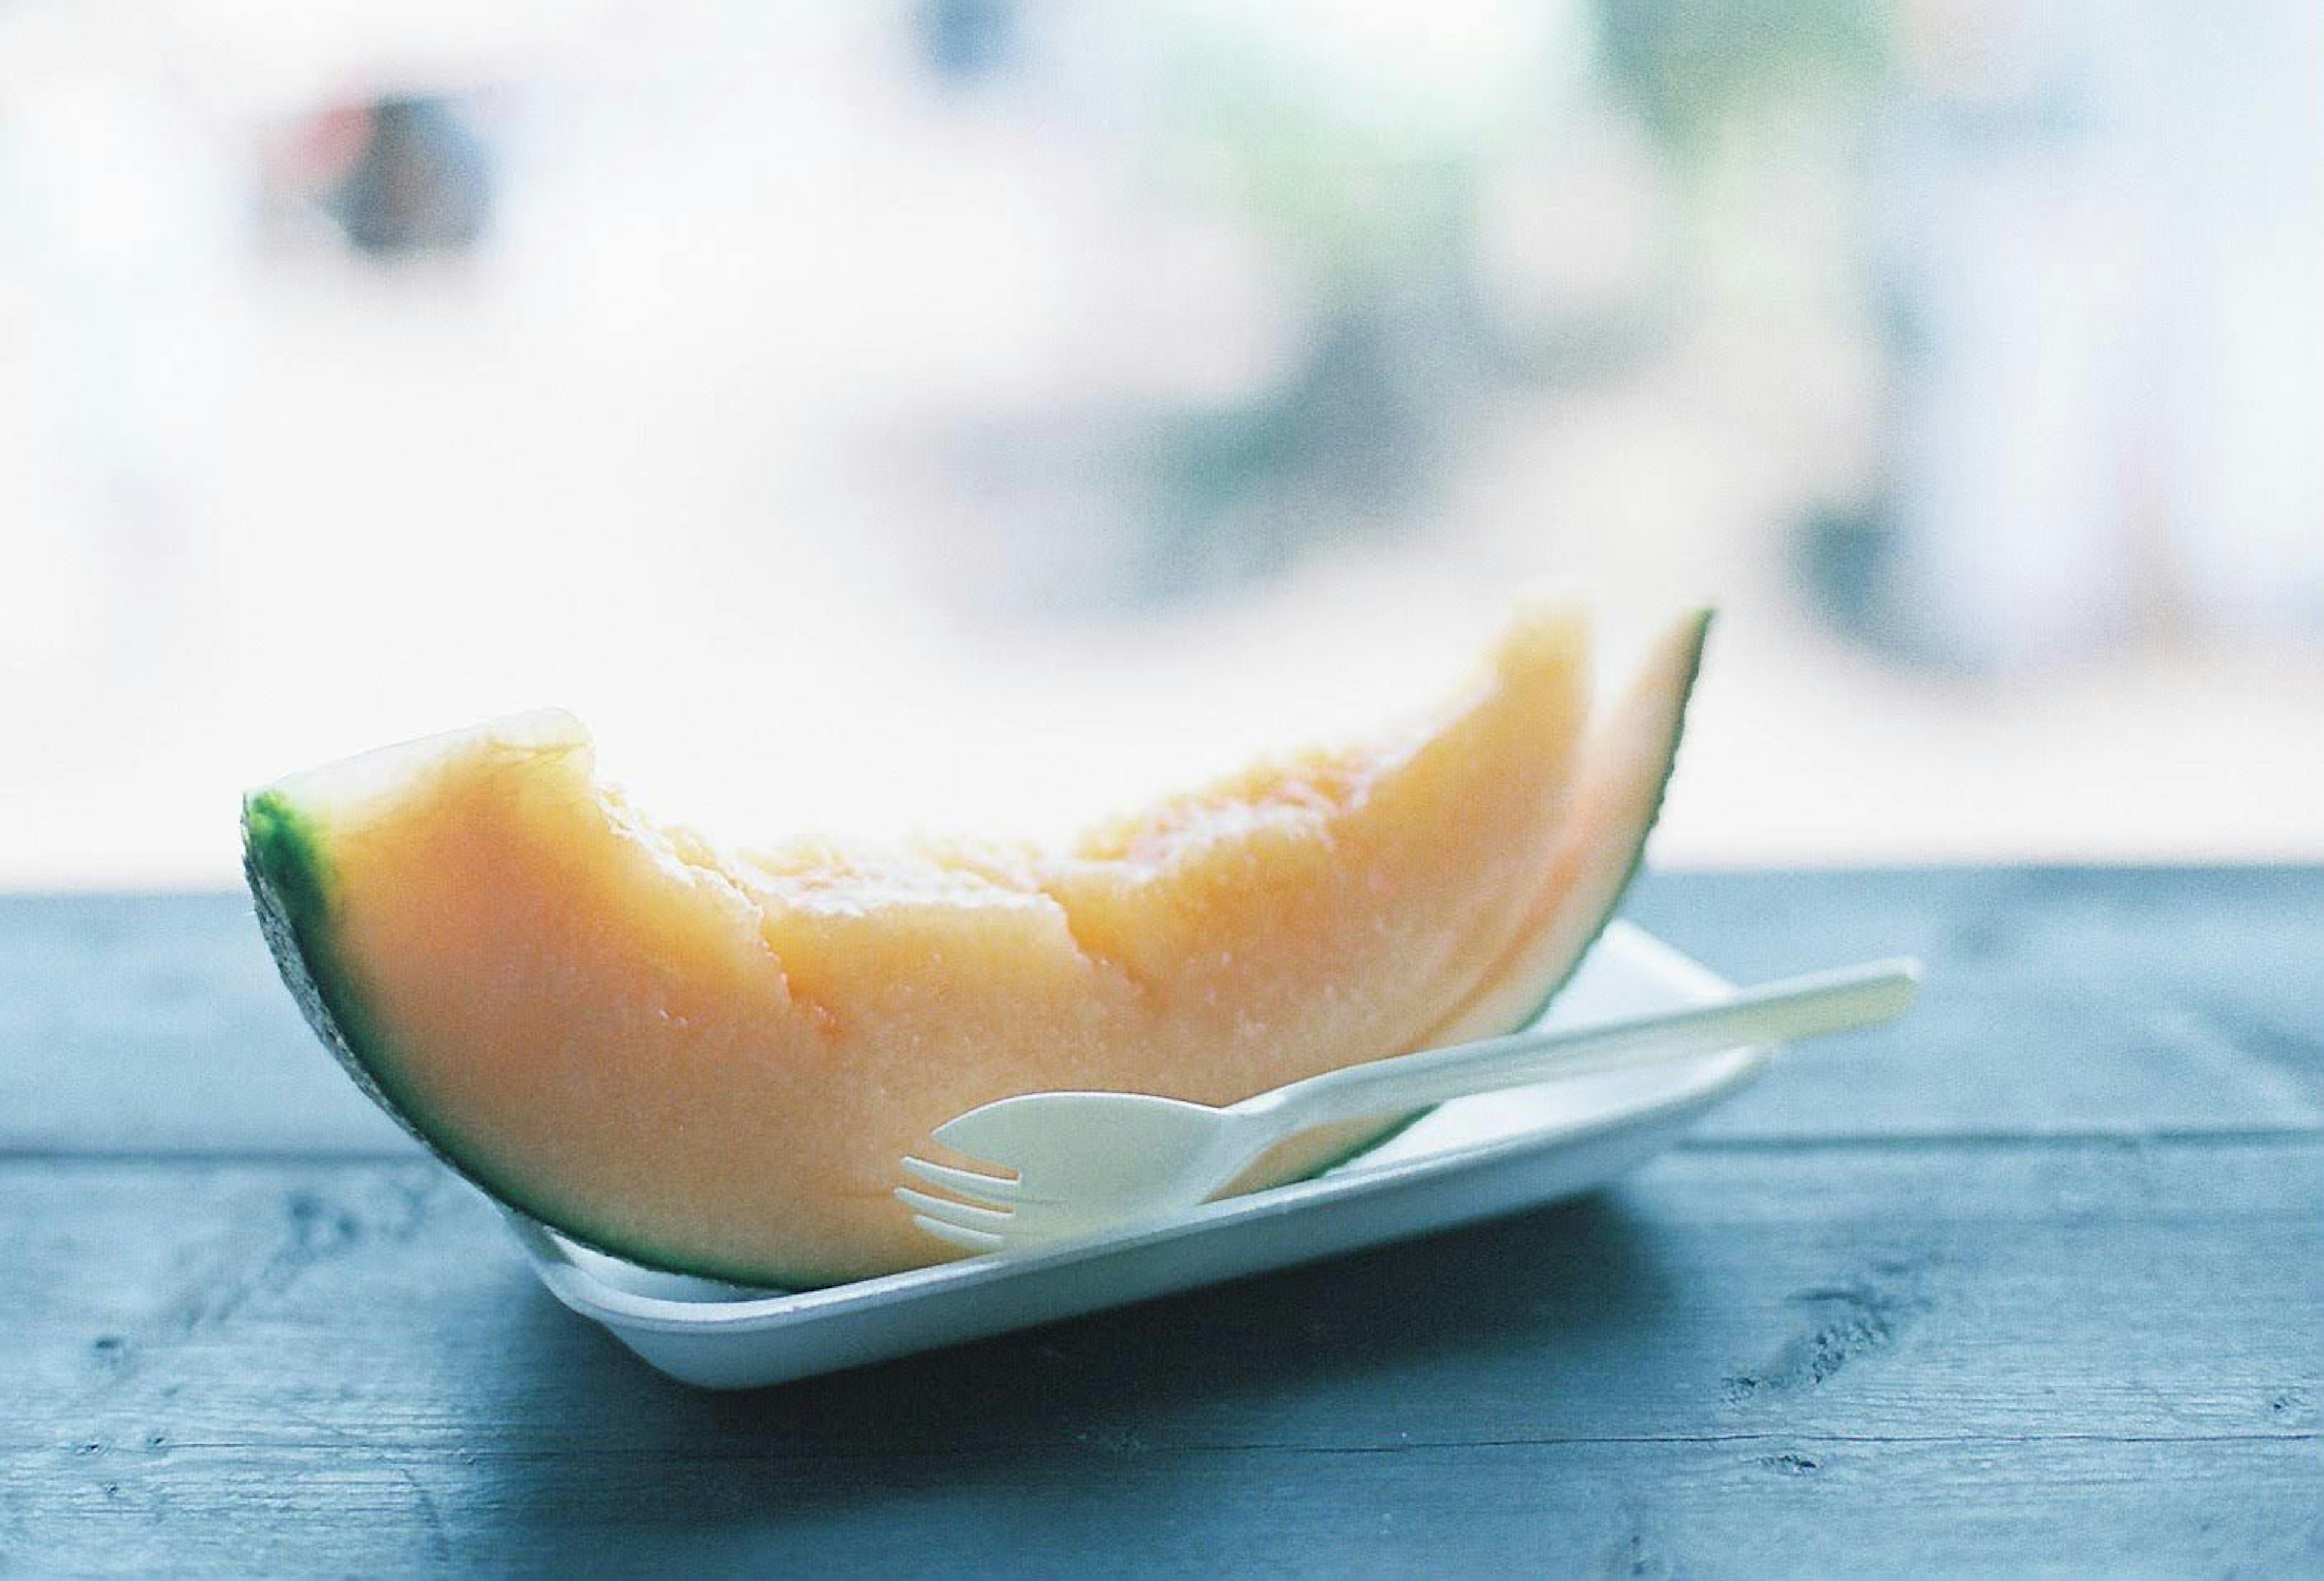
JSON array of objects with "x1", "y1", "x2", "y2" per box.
[{"x1": 507, "y1": 921, "x2": 1765, "y2": 1390}]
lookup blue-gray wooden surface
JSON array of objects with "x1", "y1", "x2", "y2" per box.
[{"x1": 2, "y1": 868, "x2": 2317, "y2": 1576}]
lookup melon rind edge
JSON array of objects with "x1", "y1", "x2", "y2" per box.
[
  {"x1": 1288, "y1": 607, "x2": 1713, "y2": 1182},
  {"x1": 1482, "y1": 605, "x2": 1713, "y2": 1036},
  {"x1": 240, "y1": 791, "x2": 799, "y2": 1288}
]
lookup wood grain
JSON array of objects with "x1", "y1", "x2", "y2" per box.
[
  {"x1": 2, "y1": 869, "x2": 2318, "y2": 1576},
  {"x1": 9, "y1": 1436, "x2": 2317, "y2": 1577},
  {"x1": 2, "y1": 1142, "x2": 2316, "y2": 1574},
  {"x1": 1626, "y1": 866, "x2": 2324, "y2": 1142}
]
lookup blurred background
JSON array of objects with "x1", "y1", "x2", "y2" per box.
[{"x1": 2, "y1": 0, "x2": 2317, "y2": 888}]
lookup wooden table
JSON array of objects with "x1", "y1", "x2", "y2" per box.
[{"x1": 5, "y1": 868, "x2": 2318, "y2": 1575}]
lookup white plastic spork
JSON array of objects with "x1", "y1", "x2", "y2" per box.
[{"x1": 898, "y1": 956, "x2": 1920, "y2": 1254}]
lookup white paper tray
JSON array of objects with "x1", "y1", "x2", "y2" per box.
[{"x1": 507, "y1": 921, "x2": 1764, "y2": 1389}]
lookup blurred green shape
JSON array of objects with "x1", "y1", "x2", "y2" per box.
[{"x1": 1597, "y1": 0, "x2": 1888, "y2": 155}]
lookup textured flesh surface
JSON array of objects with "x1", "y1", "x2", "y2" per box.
[{"x1": 244, "y1": 603, "x2": 1703, "y2": 1287}]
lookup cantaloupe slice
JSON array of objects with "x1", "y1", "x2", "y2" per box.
[{"x1": 244, "y1": 601, "x2": 1709, "y2": 1287}]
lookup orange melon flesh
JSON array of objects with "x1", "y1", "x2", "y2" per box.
[
  {"x1": 244, "y1": 602, "x2": 1707, "y2": 1288},
  {"x1": 1415, "y1": 608, "x2": 1712, "y2": 1047}
]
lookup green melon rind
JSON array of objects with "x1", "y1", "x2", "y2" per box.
[
  {"x1": 243, "y1": 792, "x2": 817, "y2": 1289},
  {"x1": 1294, "y1": 607, "x2": 1713, "y2": 1182},
  {"x1": 243, "y1": 793, "x2": 405, "y2": 1133}
]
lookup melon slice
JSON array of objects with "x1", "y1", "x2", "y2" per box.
[{"x1": 243, "y1": 601, "x2": 1709, "y2": 1288}]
